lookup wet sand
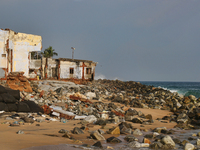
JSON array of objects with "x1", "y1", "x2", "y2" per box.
[{"x1": 0, "y1": 104, "x2": 176, "y2": 150}]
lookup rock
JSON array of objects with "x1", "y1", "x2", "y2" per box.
[
  {"x1": 98, "y1": 129, "x2": 105, "y2": 134},
  {"x1": 181, "y1": 140, "x2": 189, "y2": 146},
  {"x1": 140, "y1": 143, "x2": 150, "y2": 147},
  {"x1": 90, "y1": 130, "x2": 105, "y2": 140},
  {"x1": 84, "y1": 115, "x2": 97, "y2": 123},
  {"x1": 150, "y1": 142, "x2": 163, "y2": 149},
  {"x1": 85, "y1": 92, "x2": 96, "y2": 99},
  {"x1": 95, "y1": 119, "x2": 107, "y2": 126},
  {"x1": 17, "y1": 130, "x2": 24, "y2": 134},
  {"x1": 1, "y1": 93, "x2": 18, "y2": 103},
  {"x1": 17, "y1": 102, "x2": 31, "y2": 112},
  {"x1": 72, "y1": 127, "x2": 84, "y2": 134},
  {"x1": 124, "y1": 135, "x2": 138, "y2": 142},
  {"x1": 108, "y1": 126, "x2": 120, "y2": 135},
  {"x1": 125, "y1": 108, "x2": 138, "y2": 116},
  {"x1": 127, "y1": 141, "x2": 141, "y2": 148},
  {"x1": 189, "y1": 95, "x2": 197, "y2": 101},
  {"x1": 145, "y1": 114, "x2": 153, "y2": 120},
  {"x1": 22, "y1": 117, "x2": 35, "y2": 123},
  {"x1": 197, "y1": 139, "x2": 200, "y2": 146},
  {"x1": 144, "y1": 134, "x2": 154, "y2": 139},
  {"x1": 24, "y1": 94, "x2": 31, "y2": 101},
  {"x1": 106, "y1": 136, "x2": 122, "y2": 143},
  {"x1": 58, "y1": 129, "x2": 68, "y2": 133},
  {"x1": 132, "y1": 118, "x2": 143, "y2": 124},
  {"x1": 153, "y1": 127, "x2": 167, "y2": 133},
  {"x1": 106, "y1": 146, "x2": 114, "y2": 149},
  {"x1": 161, "y1": 135, "x2": 175, "y2": 147},
  {"x1": 62, "y1": 132, "x2": 71, "y2": 138},
  {"x1": 197, "y1": 131, "x2": 200, "y2": 137},
  {"x1": 173, "y1": 138, "x2": 181, "y2": 145},
  {"x1": 184, "y1": 143, "x2": 195, "y2": 150},
  {"x1": 143, "y1": 138, "x2": 151, "y2": 144},
  {"x1": 132, "y1": 129, "x2": 143, "y2": 136},
  {"x1": 92, "y1": 141, "x2": 103, "y2": 148}
]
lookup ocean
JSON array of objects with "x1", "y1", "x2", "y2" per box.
[{"x1": 140, "y1": 81, "x2": 200, "y2": 98}]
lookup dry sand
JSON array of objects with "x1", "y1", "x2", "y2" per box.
[{"x1": 0, "y1": 101, "x2": 177, "y2": 150}]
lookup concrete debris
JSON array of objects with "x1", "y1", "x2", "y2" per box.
[{"x1": 1, "y1": 78, "x2": 200, "y2": 149}]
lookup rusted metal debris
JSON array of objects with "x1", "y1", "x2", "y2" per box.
[{"x1": 69, "y1": 95, "x2": 93, "y2": 104}]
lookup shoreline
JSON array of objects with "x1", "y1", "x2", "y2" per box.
[{"x1": 0, "y1": 106, "x2": 176, "y2": 150}]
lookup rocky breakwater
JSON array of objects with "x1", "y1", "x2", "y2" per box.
[{"x1": 1, "y1": 79, "x2": 200, "y2": 149}]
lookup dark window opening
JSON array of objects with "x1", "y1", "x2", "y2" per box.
[
  {"x1": 70, "y1": 68, "x2": 74, "y2": 74},
  {"x1": 86, "y1": 68, "x2": 91, "y2": 74}
]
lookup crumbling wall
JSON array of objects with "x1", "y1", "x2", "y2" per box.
[
  {"x1": 0, "y1": 29, "x2": 9, "y2": 70},
  {"x1": 60, "y1": 61, "x2": 81, "y2": 79},
  {"x1": 84, "y1": 62, "x2": 96, "y2": 80},
  {"x1": 8, "y1": 30, "x2": 42, "y2": 76},
  {"x1": 29, "y1": 59, "x2": 41, "y2": 70}
]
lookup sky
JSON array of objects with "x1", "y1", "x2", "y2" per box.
[{"x1": 0, "y1": 0, "x2": 200, "y2": 82}]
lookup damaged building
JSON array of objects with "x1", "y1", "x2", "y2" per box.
[
  {"x1": 30, "y1": 57, "x2": 97, "y2": 81},
  {"x1": 0, "y1": 28, "x2": 42, "y2": 79},
  {"x1": 1, "y1": 28, "x2": 97, "y2": 81}
]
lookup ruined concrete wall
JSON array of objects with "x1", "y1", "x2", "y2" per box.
[
  {"x1": 8, "y1": 30, "x2": 42, "y2": 76},
  {"x1": 83, "y1": 62, "x2": 96, "y2": 80},
  {"x1": 60, "y1": 61, "x2": 81, "y2": 79},
  {"x1": 0, "y1": 29, "x2": 9, "y2": 69},
  {"x1": 29, "y1": 59, "x2": 41, "y2": 69}
]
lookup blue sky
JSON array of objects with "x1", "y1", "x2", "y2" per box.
[{"x1": 1, "y1": 0, "x2": 200, "y2": 81}]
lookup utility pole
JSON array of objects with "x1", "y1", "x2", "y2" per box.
[{"x1": 71, "y1": 47, "x2": 75, "y2": 59}]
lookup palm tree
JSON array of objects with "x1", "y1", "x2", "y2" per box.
[{"x1": 41, "y1": 46, "x2": 58, "y2": 58}]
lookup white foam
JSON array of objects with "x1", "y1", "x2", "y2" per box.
[{"x1": 94, "y1": 73, "x2": 106, "y2": 80}]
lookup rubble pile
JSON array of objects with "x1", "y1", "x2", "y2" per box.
[
  {"x1": 1, "y1": 79, "x2": 200, "y2": 149},
  {"x1": 6, "y1": 72, "x2": 33, "y2": 93}
]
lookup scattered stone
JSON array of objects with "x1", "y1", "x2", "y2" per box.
[
  {"x1": 124, "y1": 135, "x2": 138, "y2": 142},
  {"x1": 197, "y1": 139, "x2": 200, "y2": 146},
  {"x1": 59, "y1": 129, "x2": 68, "y2": 134},
  {"x1": 84, "y1": 115, "x2": 97, "y2": 123},
  {"x1": 90, "y1": 130, "x2": 105, "y2": 140},
  {"x1": 106, "y1": 136, "x2": 122, "y2": 143},
  {"x1": 92, "y1": 141, "x2": 103, "y2": 148},
  {"x1": 132, "y1": 128, "x2": 143, "y2": 136},
  {"x1": 72, "y1": 127, "x2": 84, "y2": 134},
  {"x1": 150, "y1": 142, "x2": 163, "y2": 149},
  {"x1": 108, "y1": 126, "x2": 120, "y2": 135},
  {"x1": 161, "y1": 135, "x2": 175, "y2": 147},
  {"x1": 184, "y1": 143, "x2": 195, "y2": 150},
  {"x1": 62, "y1": 132, "x2": 71, "y2": 138},
  {"x1": 127, "y1": 141, "x2": 141, "y2": 148},
  {"x1": 143, "y1": 138, "x2": 151, "y2": 144},
  {"x1": 17, "y1": 130, "x2": 24, "y2": 134}
]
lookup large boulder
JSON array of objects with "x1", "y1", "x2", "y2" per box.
[
  {"x1": 17, "y1": 102, "x2": 31, "y2": 112},
  {"x1": 1, "y1": 93, "x2": 18, "y2": 103},
  {"x1": 23, "y1": 101, "x2": 44, "y2": 113},
  {"x1": 0, "y1": 85, "x2": 7, "y2": 94},
  {"x1": 0, "y1": 102, "x2": 8, "y2": 111},
  {"x1": 7, "y1": 103, "x2": 18, "y2": 112}
]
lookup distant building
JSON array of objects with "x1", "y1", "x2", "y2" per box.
[
  {"x1": 30, "y1": 57, "x2": 97, "y2": 81},
  {"x1": 0, "y1": 28, "x2": 42, "y2": 79}
]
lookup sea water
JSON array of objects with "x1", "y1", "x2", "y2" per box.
[{"x1": 140, "y1": 81, "x2": 200, "y2": 98}]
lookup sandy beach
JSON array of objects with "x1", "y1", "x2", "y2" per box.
[{"x1": 0, "y1": 102, "x2": 176, "y2": 150}]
